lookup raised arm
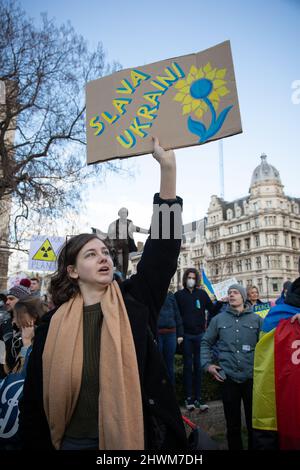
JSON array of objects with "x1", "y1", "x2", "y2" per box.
[
  {"x1": 152, "y1": 137, "x2": 176, "y2": 200},
  {"x1": 123, "y1": 138, "x2": 182, "y2": 333}
]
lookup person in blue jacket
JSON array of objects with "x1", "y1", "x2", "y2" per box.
[{"x1": 157, "y1": 291, "x2": 183, "y2": 385}]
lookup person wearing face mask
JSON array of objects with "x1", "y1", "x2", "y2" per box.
[{"x1": 175, "y1": 268, "x2": 220, "y2": 412}]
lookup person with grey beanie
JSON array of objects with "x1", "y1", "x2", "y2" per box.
[{"x1": 201, "y1": 284, "x2": 263, "y2": 450}]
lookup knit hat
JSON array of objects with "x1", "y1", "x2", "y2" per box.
[
  {"x1": 20, "y1": 278, "x2": 31, "y2": 288},
  {"x1": 7, "y1": 284, "x2": 31, "y2": 300},
  {"x1": 228, "y1": 284, "x2": 247, "y2": 304}
]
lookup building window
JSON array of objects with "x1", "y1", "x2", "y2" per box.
[
  {"x1": 271, "y1": 280, "x2": 279, "y2": 293},
  {"x1": 256, "y1": 256, "x2": 261, "y2": 269},
  {"x1": 227, "y1": 242, "x2": 232, "y2": 254},
  {"x1": 268, "y1": 255, "x2": 281, "y2": 269},
  {"x1": 246, "y1": 222, "x2": 250, "y2": 230},
  {"x1": 212, "y1": 228, "x2": 220, "y2": 239},
  {"x1": 253, "y1": 202, "x2": 258, "y2": 212},
  {"x1": 229, "y1": 226, "x2": 233, "y2": 235},
  {"x1": 236, "y1": 224, "x2": 242, "y2": 233},
  {"x1": 235, "y1": 240, "x2": 241, "y2": 253},
  {"x1": 212, "y1": 243, "x2": 221, "y2": 256},
  {"x1": 245, "y1": 259, "x2": 252, "y2": 271},
  {"x1": 257, "y1": 278, "x2": 263, "y2": 293},
  {"x1": 265, "y1": 216, "x2": 276, "y2": 226},
  {"x1": 266, "y1": 233, "x2": 278, "y2": 246},
  {"x1": 286, "y1": 256, "x2": 290, "y2": 269},
  {"x1": 291, "y1": 236, "x2": 297, "y2": 249},
  {"x1": 284, "y1": 232, "x2": 289, "y2": 246},
  {"x1": 236, "y1": 260, "x2": 242, "y2": 272},
  {"x1": 266, "y1": 200, "x2": 272, "y2": 208},
  {"x1": 247, "y1": 279, "x2": 252, "y2": 287},
  {"x1": 255, "y1": 217, "x2": 259, "y2": 228},
  {"x1": 255, "y1": 234, "x2": 260, "y2": 247},
  {"x1": 294, "y1": 257, "x2": 299, "y2": 269},
  {"x1": 245, "y1": 238, "x2": 251, "y2": 250},
  {"x1": 227, "y1": 261, "x2": 233, "y2": 274},
  {"x1": 213, "y1": 264, "x2": 219, "y2": 276}
]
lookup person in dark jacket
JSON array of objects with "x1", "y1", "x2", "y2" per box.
[
  {"x1": 0, "y1": 284, "x2": 31, "y2": 374},
  {"x1": 157, "y1": 291, "x2": 183, "y2": 385},
  {"x1": 175, "y1": 268, "x2": 217, "y2": 411},
  {"x1": 18, "y1": 138, "x2": 188, "y2": 451},
  {"x1": 275, "y1": 280, "x2": 292, "y2": 305}
]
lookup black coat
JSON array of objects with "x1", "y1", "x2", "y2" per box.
[{"x1": 19, "y1": 194, "x2": 188, "y2": 450}]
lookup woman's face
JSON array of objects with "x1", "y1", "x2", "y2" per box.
[
  {"x1": 68, "y1": 238, "x2": 114, "y2": 289},
  {"x1": 248, "y1": 288, "x2": 259, "y2": 302},
  {"x1": 15, "y1": 312, "x2": 35, "y2": 329}
]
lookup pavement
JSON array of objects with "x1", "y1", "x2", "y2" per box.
[{"x1": 181, "y1": 399, "x2": 246, "y2": 450}]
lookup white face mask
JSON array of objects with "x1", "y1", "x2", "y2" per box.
[{"x1": 187, "y1": 278, "x2": 196, "y2": 289}]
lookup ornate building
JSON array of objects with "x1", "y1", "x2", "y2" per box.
[
  {"x1": 128, "y1": 154, "x2": 300, "y2": 299},
  {"x1": 205, "y1": 154, "x2": 300, "y2": 299}
]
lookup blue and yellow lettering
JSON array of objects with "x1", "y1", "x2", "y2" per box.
[
  {"x1": 129, "y1": 117, "x2": 152, "y2": 138},
  {"x1": 101, "y1": 111, "x2": 119, "y2": 125},
  {"x1": 150, "y1": 80, "x2": 168, "y2": 92},
  {"x1": 116, "y1": 130, "x2": 136, "y2": 149},
  {"x1": 89, "y1": 116, "x2": 105, "y2": 136},
  {"x1": 172, "y1": 62, "x2": 185, "y2": 78},
  {"x1": 137, "y1": 105, "x2": 158, "y2": 121},
  {"x1": 143, "y1": 92, "x2": 163, "y2": 107},
  {"x1": 116, "y1": 79, "x2": 135, "y2": 95},
  {"x1": 113, "y1": 98, "x2": 132, "y2": 115},
  {"x1": 130, "y1": 69, "x2": 150, "y2": 88},
  {"x1": 156, "y1": 67, "x2": 178, "y2": 87}
]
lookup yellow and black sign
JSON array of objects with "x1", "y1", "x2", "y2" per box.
[{"x1": 32, "y1": 238, "x2": 57, "y2": 262}]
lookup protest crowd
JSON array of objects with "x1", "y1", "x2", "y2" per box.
[{"x1": 0, "y1": 140, "x2": 300, "y2": 453}]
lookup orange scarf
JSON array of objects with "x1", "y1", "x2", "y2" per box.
[{"x1": 43, "y1": 281, "x2": 144, "y2": 450}]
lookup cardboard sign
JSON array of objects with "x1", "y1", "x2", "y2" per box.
[
  {"x1": 212, "y1": 277, "x2": 238, "y2": 300},
  {"x1": 86, "y1": 41, "x2": 242, "y2": 163},
  {"x1": 28, "y1": 235, "x2": 65, "y2": 272}
]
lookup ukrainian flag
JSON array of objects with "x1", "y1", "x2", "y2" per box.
[
  {"x1": 200, "y1": 269, "x2": 215, "y2": 300},
  {"x1": 253, "y1": 304, "x2": 300, "y2": 439}
]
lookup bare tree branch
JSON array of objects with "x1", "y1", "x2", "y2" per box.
[{"x1": 0, "y1": 0, "x2": 125, "y2": 246}]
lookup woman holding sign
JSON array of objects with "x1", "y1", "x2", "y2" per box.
[{"x1": 19, "y1": 138, "x2": 188, "y2": 451}]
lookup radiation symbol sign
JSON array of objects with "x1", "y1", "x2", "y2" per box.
[
  {"x1": 32, "y1": 239, "x2": 57, "y2": 262},
  {"x1": 28, "y1": 235, "x2": 65, "y2": 272}
]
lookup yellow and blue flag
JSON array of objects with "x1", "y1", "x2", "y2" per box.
[{"x1": 200, "y1": 269, "x2": 215, "y2": 300}]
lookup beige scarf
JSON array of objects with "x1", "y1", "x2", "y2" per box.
[{"x1": 43, "y1": 281, "x2": 144, "y2": 450}]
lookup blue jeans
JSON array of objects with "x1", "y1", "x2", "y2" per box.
[
  {"x1": 158, "y1": 332, "x2": 177, "y2": 385},
  {"x1": 183, "y1": 333, "x2": 204, "y2": 401}
]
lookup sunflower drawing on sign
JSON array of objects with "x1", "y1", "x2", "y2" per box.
[{"x1": 173, "y1": 63, "x2": 233, "y2": 143}]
